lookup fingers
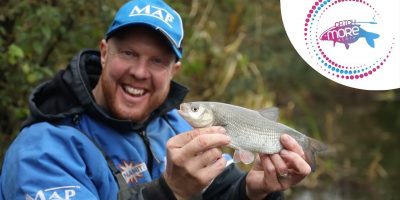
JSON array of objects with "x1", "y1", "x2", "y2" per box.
[
  {"x1": 164, "y1": 127, "x2": 230, "y2": 199},
  {"x1": 245, "y1": 154, "x2": 279, "y2": 200},
  {"x1": 167, "y1": 126, "x2": 227, "y2": 148},
  {"x1": 279, "y1": 134, "x2": 311, "y2": 175},
  {"x1": 186, "y1": 148, "x2": 223, "y2": 171},
  {"x1": 280, "y1": 149, "x2": 311, "y2": 175},
  {"x1": 182, "y1": 133, "x2": 230, "y2": 157},
  {"x1": 167, "y1": 129, "x2": 229, "y2": 166},
  {"x1": 167, "y1": 127, "x2": 230, "y2": 168},
  {"x1": 263, "y1": 152, "x2": 310, "y2": 186},
  {"x1": 280, "y1": 134, "x2": 305, "y2": 159},
  {"x1": 195, "y1": 156, "x2": 227, "y2": 186},
  {"x1": 270, "y1": 154, "x2": 288, "y2": 176},
  {"x1": 247, "y1": 144, "x2": 312, "y2": 198},
  {"x1": 262, "y1": 154, "x2": 276, "y2": 177},
  {"x1": 260, "y1": 154, "x2": 283, "y2": 190}
]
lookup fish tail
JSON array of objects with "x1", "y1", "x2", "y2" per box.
[
  {"x1": 360, "y1": 28, "x2": 380, "y2": 48},
  {"x1": 304, "y1": 137, "x2": 327, "y2": 172},
  {"x1": 365, "y1": 32, "x2": 380, "y2": 48}
]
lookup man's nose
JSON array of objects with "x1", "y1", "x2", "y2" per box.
[{"x1": 129, "y1": 59, "x2": 151, "y2": 79}]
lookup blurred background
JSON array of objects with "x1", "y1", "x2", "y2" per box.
[{"x1": 0, "y1": 0, "x2": 399, "y2": 199}]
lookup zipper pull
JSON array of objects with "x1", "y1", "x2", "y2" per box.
[{"x1": 139, "y1": 130, "x2": 161, "y2": 164}]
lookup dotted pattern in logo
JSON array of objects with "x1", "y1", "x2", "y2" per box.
[{"x1": 304, "y1": 0, "x2": 395, "y2": 80}]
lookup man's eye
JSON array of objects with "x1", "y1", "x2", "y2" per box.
[
  {"x1": 122, "y1": 50, "x2": 132, "y2": 56},
  {"x1": 118, "y1": 50, "x2": 137, "y2": 59},
  {"x1": 149, "y1": 57, "x2": 170, "y2": 70},
  {"x1": 151, "y1": 57, "x2": 163, "y2": 64}
]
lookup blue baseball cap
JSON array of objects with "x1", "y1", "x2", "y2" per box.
[{"x1": 105, "y1": 0, "x2": 184, "y2": 59}]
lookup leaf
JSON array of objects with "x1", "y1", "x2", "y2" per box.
[
  {"x1": 41, "y1": 26, "x2": 52, "y2": 40},
  {"x1": 21, "y1": 63, "x2": 30, "y2": 74},
  {"x1": 7, "y1": 44, "x2": 24, "y2": 65},
  {"x1": 8, "y1": 44, "x2": 24, "y2": 58}
]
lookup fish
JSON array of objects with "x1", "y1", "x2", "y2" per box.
[
  {"x1": 178, "y1": 101, "x2": 327, "y2": 171},
  {"x1": 319, "y1": 21, "x2": 379, "y2": 49}
]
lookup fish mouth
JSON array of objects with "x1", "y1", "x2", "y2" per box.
[{"x1": 178, "y1": 103, "x2": 190, "y2": 117}]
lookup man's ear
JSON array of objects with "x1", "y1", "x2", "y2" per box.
[
  {"x1": 171, "y1": 61, "x2": 182, "y2": 77},
  {"x1": 99, "y1": 39, "x2": 108, "y2": 68}
]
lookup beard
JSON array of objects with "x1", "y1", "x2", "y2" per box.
[{"x1": 99, "y1": 74, "x2": 170, "y2": 123}]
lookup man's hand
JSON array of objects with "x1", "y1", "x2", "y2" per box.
[
  {"x1": 245, "y1": 134, "x2": 311, "y2": 200},
  {"x1": 163, "y1": 126, "x2": 230, "y2": 200}
]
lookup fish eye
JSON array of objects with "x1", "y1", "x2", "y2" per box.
[
  {"x1": 188, "y1": 105, "x2": 206, "y2": 119},
  {"x1": 191, "y1": 106, "x2": 199, "y2": 112}
]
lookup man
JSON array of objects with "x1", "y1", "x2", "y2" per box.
[{"x1": 0, "y1": 0, "x2": 311, "y2": 199}]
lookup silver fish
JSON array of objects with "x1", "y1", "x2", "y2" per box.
[{"x1": 178, "y1": 101, "x2": 327, "y2": 170}]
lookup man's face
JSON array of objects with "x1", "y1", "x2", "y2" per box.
[{"x1": 96, "y1": 26, "x2": 181, "y2": 123}]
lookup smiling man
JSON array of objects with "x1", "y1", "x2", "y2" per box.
[
  {"x1": 0, "y1": 0, "x2": 311, "y2": 199},
  {"x1": 94, "y1": 26, "x2": 181, "y2": 123}
]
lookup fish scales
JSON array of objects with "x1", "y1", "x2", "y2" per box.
[
  {"x1": 178, "y1": 101, "x2": 327, "y2": 170},
  {"x1": 209, "y1": 102, "x2": 304, "y2": 154}
]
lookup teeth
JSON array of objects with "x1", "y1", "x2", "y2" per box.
[{"x1": 124, "y1": 86, "x2": 144, "y2": 96}]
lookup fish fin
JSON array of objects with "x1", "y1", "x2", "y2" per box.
[
  {"x1": 235, "y1": 149, "x2": 255, "y2": 165},
  {"x1": 216, "y1": 122, "x2": 228, "y2": 128},
  {"x1": 360, "y1": 28, "x2": 379, "y2": 48},
  {"x1": 366, "y1": 39, "x2": 375, "y2": 48},
  {"x1": 371, "y1": 32, "x2": 380, "y2": 39},
  {"x1": 258, "y1": 107, "x2": 279, "y2": 121},
  {"x1": 304, "y1": 137, "x2": 328, "y2": 172},
  {"x1": 233, "y1": 149, "x2": 241, "y2": 163},
  {"x1": 345, "y1": 43, "x2": 350, "y2": 49},
  {"x1": 365, "y1": 33, "x2": 380, "y2": 48}
]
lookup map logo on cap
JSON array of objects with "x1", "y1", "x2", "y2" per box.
[{"x1": 106, "y1": 0, "x2": 184, "y2": 59}]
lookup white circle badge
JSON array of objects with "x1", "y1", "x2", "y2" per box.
[{"x1": 281, "y1": 0, "x2": 399, "y2": 90}]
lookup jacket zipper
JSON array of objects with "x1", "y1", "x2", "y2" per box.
[{"x1": 138, "y1": 130, "x2": 160, "y2": 178}]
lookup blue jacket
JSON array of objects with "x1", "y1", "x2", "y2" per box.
[{"x1": 0, "y1": 50, "x2": 282, "y2": 200}]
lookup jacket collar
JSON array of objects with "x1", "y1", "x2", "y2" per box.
[{"x1": 25, "y1": 49, "x2": 189, "y2": 131}]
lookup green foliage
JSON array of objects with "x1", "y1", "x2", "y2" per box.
[{"x1": 0, "y1": 0, "x2": 126, "y2": 159}]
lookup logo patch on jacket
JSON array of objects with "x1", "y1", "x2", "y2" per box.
[
  {"x1": 118, "y1": 160, "x2": 147, "y2": 184},
  {"x1": 25, "y1": 186, "x2": 80, "y2": 200}
]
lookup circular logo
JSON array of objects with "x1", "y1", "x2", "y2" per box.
[{"x1": 281, "y1": 0, "x2": 399, "y2": 90}]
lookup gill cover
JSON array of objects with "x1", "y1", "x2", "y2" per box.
[{"x1": 184, "y1": 103, "x2": 214, "y2": 128}]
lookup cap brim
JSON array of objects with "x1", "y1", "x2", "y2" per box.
[{"x1": 106, "y1": 23, "x2": 182, "y2": 59}]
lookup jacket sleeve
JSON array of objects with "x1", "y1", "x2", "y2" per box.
[
  {"x1": 0, "y1": 123, "x2": 118, "y2": 200},
  {"x1": 202, "y1": 164, "x2": 283, "y2": 200}
]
